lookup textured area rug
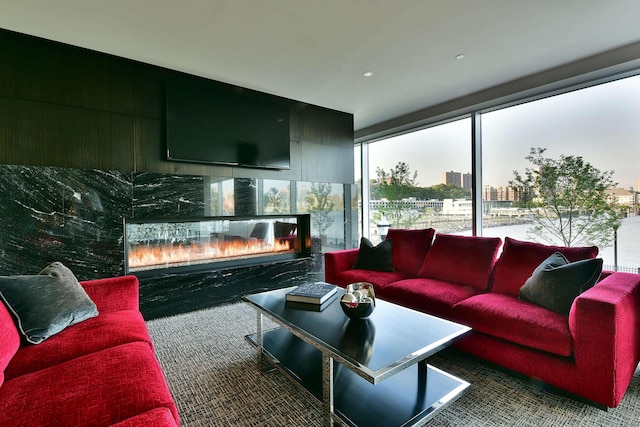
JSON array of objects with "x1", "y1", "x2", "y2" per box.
[{"x1": 147, "y1": 303, "x2": 640, "y2": 426}]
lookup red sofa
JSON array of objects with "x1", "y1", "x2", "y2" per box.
[
  {"x1": 325, "y1": 229, "x2": 640, "y2": 408},
  {"x1": 0, "y1": 275, "x2": 180, "y2": 427}
]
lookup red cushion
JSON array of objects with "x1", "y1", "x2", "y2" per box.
[
  {"x1": 0, "y1": 303, "x2": 21, "y2": 386},
  {"x1": 80, "y1": 275, "x2": 140, "y2": 313},
  {"x1": 491, "y1": 237, "x2": 599, "y2": 297},
  {"x1": 111, "y1": 408, "x2": 178, "y2": 427},
  {"x1": 0, "y1": 342, "x2": 179, "y2": 427},
  {"x1": 333, "y1": 269, "x2": 414, "y2": 289},
  {"x1": 384, "y1": 278, "x2": 479, "y2": 319},
  {"x1": 386, "y1": 228, "x2": 435, "y2": 275},
  {"x1": 5, "y1": 310, "x2": 153, "y2": 380},
  {"x1": 453, "y1": 293, "x2": 573, "y2": 356},
  {"x1": 417, "y1": 234, "x2": 502, "y2": 291},
  {"x1": 324, "y1": 249, "x2": 360, "y2": 285}
]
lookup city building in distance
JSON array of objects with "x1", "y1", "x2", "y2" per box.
[{"x1": 442, "y1": 171, "x2": 472, "y2": 190}]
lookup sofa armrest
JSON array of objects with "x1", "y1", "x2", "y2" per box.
[
  {"x1": 569, "y1": 272, "x2": 640, "y2": 405},
  {"x1": 324, "y1": 249, "x2": 359, "y2": 285},
  {"x1": 80, "y1": 275, "x2": 140, "y2": 313}
]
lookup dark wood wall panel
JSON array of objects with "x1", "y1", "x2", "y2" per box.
[
  {"x1": 302, "y1": 104, "x2": 354, "y2": 147},
  {"x1": 133, "y1": 66, "x2": 168, "y2": 119},
  {"x1": 0, "y1": 97, "x2": 135, "y2": 170},
  {"x1": 301, "y1": 142, "x2": 354, "y2": 183},
  {"x1": 61, "y1": 108, "x2": 135, "y2": 170},
  {"x1": 0, "y1": 30, "x2": 135, "y2": 114},
  {"x1": 0, "y1": 97, "x2": 63, "y2": 166},
  {"x1": 0, "y1": 28, "x2": 354, "y2": 183}
]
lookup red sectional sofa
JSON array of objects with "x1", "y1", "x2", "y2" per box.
[
  {"x1": 0, "y1": 275, "x2": 180, "y2": 427},
  {"x1": 325, "y1": 229, "x2": 640, "y2": 408}
]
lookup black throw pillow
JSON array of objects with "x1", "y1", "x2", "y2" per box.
[
  {"x1": 274, "y1": 221, "x2": 297, "y2": 238},
  {"x1": 519, "y1": 252, "x2": 603, "y2": 316},
  {"x1": 250, "y1": 222, "x2": 269, "y2": 239},
  {"x1": 352, "y1": 237, "x2": 394, "y2": 272}
]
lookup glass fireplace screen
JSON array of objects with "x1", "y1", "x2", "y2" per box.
[{"x1": 124, "y1": 214, "x2": 310, "y2": 274}]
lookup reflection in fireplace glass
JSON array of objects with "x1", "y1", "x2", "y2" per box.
[{"x1": 124, "y1": 215, "x2": 309, "y2": 273}]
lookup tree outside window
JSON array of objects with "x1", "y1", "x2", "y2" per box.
[
  {"x1": 305, "y1": 182, "x2": 335, "y2": 238},
  {"x1": 511, "y1": 147, "x2": 623, "y2": 248}
]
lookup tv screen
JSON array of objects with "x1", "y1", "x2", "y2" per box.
[{"x1": 166, "y1": 77, "x2": 291, "y2": 169}]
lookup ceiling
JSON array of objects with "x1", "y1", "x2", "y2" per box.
[{"x1": 2, "y1": 1, "x2": 640, "y2": 134}]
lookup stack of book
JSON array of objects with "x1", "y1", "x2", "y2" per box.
[{"x1": 285, "y1": 282, "x2": 338, "y2": 311}]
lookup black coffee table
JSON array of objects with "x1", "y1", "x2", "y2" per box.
[{"x1": 243, "y1": 286, "x2": 471, "y2": 427}]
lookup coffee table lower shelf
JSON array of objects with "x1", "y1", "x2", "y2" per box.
[{"x1": 246, "y1": 327, "x2": 469, "y2": 427}]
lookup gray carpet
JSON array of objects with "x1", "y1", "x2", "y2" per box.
[{"x1": 147, "y1": 302, "x2": 640, "y2": 426}]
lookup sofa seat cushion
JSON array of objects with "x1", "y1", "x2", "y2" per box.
[
  {"x1": 111, "y1": 408, "x2": 178, "y2": 427},
  {"x1": 332, "y1": 269, "x2": 414, "y2": 289},
  {"x1": 0, "y1": 341, "x2": 178, "y2": 427},
  {"x1": 453, "y1": 293, "x2": 573, "y2": 357},
  {"x1": 384, "y1": 278, "x2": 480, "y2": 319},
  {"x1": 5, "y1": 310, "x2": 153, "y2": 380},
  {"x1": 418, "y1": 234, "x2": 502, "y2": 291},
  {"x1": 491, "y1": 237, "x2": 599, "y2": 297},
  {"x1": 386, "y1": 228, "x2": 435, "y2": 275}
]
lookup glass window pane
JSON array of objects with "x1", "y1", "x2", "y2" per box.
[
  {"x1": 262, "y1": 179, "x2": 291, "y2": 214},
  {"x1": 208, "y1": 178, "x2": 235, "y2": 216},
  {"x1": 221, "y1": 179, "x2": 235, "y2": 215},
  {"x1": 297, "y1": 181, "x2": 345, "y2": 251},
  {"x1": 354, "y1": 144, "x2": 362, "y2": 246},
  {"x1": 482, "y1": 74, "x2": 640, "y2": 272},
  {"x1": 367, "y1": 118, "x2": 472, "y2": 243}
]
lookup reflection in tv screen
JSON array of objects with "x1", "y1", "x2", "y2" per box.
[{"x1": 166, "y1": 76, "x2": 291, "y2": 170}]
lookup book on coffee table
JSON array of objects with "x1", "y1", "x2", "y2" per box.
[
  {"x1": 286, "y1": 282, "x2": 337, "y2": 305},
  {"x1": 285, "y1": 292, "x2": 338, "y2": 312}
]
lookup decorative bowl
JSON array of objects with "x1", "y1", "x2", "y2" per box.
[{"x1": 340, "y1": 282, "x2": 376, "y2": 319}]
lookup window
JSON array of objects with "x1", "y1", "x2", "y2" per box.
[
  {"x1": 361, "y1": 73, "x2": 640, "y2": 272},
  {"x1": 207, "y1": 178, "x2": 235, "y2": 216},
  {"x1": 297, "y1": 181, "x2": 345, "y2": 251},
  {"x1": 482, "y1": 74, "x2": 640, "y2": 271},
  {"x1": 261, "y1": 179, "x2": 291, "y2": 214},
  {"x1": 366, "y1": 118, "x2": 472, "y2": 243}
]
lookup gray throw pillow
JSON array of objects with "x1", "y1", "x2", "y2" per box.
[
  {"x1": 0, "y1": 262, "x2": 98, "y2": 344},
  {"x1": 519, "y1": 252, "x2": 603, "y2": 316}
]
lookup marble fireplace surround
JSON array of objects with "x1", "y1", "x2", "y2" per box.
[{"x1": 0, "y1": 165, "x2": 315, "y2": 319}]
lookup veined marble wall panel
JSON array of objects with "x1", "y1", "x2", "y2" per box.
[
  {"x1": 0, "y1": 166, "x2": 211, "y2": 280},
  {"x1": 132, "y1": 172, "x2": 206, "y2": 218},
  {"x1": 0, "y1": 165, "x2": 132, "y2": 279},
  {"x1": 0, "y1": 165, "x2": 316, "y2": 318},
  {"x1": 139, "y1": 258, "x2": 312, "y2": 320}
]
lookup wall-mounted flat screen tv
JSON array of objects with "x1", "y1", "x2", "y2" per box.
[{"x1": 166, "y1": 77, "x2": 291, "y2": 170}]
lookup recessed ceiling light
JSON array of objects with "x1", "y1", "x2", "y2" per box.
[
  {"x1": 363, "y1": 71, "x2": 374, "y2": 77},
  {"x1": 455, "y1": 54, "x2": 465, "y2": 60}
]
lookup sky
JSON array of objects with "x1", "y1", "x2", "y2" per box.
[{"x1": 365, "y1": 73, "x2": 640, "y2": 190}]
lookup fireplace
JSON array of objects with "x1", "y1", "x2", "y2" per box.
[{"x1": 124, "y1": 214, "x2": 311, "y2": 277}]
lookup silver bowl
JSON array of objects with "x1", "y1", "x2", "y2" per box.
[{"x1": 340, "y1": 282, "x2": 376, "y2": 319}]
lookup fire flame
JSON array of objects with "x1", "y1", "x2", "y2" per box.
[{"x1": 128, "y1": 239, "x2": 293, "y2": 271}]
